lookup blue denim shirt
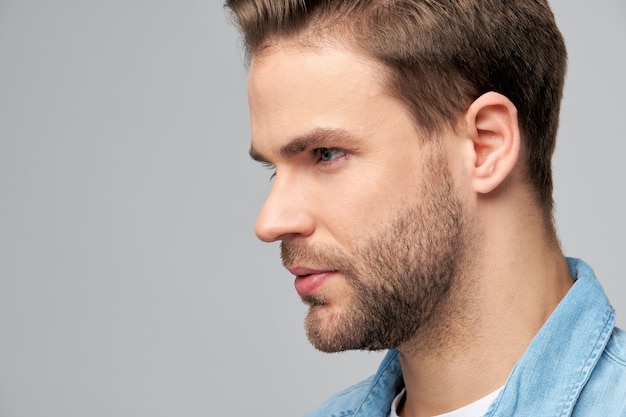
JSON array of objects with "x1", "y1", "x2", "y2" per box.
[{"x1": 306, "y1": 258, "x2": 626, "y2": 416}]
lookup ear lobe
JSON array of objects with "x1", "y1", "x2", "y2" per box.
[{"x1": 464, "y1": 92, "x2": 521, "y2": 194}]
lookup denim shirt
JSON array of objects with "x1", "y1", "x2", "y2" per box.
[{"x1": 306, "y1": 258, "x2": 626, "y2": 417}]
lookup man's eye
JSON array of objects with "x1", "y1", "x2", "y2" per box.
[{"x1": 318, "y1": 148, "x2": 345, "y2": 162}]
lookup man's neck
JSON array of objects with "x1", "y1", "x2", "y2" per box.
[{"x1": 396, "y1": 224, "x2": 573, "y2": 417}]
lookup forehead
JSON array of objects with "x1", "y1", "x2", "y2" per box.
[
  {"x1": 248, "y1": 42, "x2": 388, "y2": 104},
  {"x1": 247, "y1": 44, "x2": 399, "y2": 155}
]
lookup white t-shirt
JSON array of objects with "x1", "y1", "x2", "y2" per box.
[{"x1": 388, "y1": 387, "x2": 502, "y2": 417}]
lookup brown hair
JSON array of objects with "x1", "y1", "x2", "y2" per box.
[{"x1": 225, "y1": 0, "x2": 567, "y2": 216}]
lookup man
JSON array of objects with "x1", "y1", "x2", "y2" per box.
[{"x1": 225, "y1": 0, "x2": 626, "y2": 416}]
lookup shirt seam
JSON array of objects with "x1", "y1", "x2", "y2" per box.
[
  {"x1": 559, "y1": 307, "x2": 615, "y2": 417},
  {"x1": 604, "y1": 347, "x2": 626, "y2": 367}
]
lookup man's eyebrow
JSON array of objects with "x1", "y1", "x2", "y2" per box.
[
  {"x1": 249, "y1": 145, "x2": 270, "y2": 164},
  {"x1": 249, "y1": 127, "x2": 352, "y2": 164}
]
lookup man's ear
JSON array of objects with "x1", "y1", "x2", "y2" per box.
[{"x1": 464, "y1": 92, "x2": 521, "y2": 194}]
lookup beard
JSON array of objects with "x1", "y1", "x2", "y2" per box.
[{"x1": 281, "y1": 151, "x2": 475, "y2": 353}]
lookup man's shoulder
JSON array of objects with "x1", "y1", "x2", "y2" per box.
[
  {"x1": 591, "y1": 325, "x2": 626, "y2": 386},
  {"x1": 305, "y1": 350, "x2": 403, "y2": 417},
  {"x1": 605, "y1": 326, "x2": 626, "y2": 365},
  {"x1": 573, "y1": 326, "x2": 626, "y2": 415},
  {"x1": 304, "y1": 375, "x2": 376, "y2": 417}
]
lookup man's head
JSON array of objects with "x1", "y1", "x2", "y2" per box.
[
  {"x1": 226, "y1": 0, "x2": 567, "y2": 217},
  {"x1": 226, "y1": 0, "x2": 567, "y2": 353}
]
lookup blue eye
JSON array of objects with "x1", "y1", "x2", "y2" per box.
[{"x1": 318, "y1": 148, "x2": 345, "y2": 162}]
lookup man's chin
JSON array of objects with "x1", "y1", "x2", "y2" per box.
[
  {"x1": 306, "y1": 330, "x2": 386, "y2": 353},
  {"x1": 306, "y1": 331, "x2": 353, "y2": 353},
  {"x1": 301, "y1": 294, "x2": 327, "y2": 307},
  {"x1": 304, "y1": 306, "x2": 368, "y2": 353}
]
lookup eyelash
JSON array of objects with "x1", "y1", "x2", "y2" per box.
[{"x1": 261, "y1": 162, "x2": 277, "y2": 181}]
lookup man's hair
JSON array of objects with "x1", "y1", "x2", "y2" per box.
[{"x1": 225, "y1": 0, "x2": 567, "y2": 217}]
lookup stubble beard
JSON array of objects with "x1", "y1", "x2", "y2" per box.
[{"x1": 281, "y1": 153, "x2": 476, "y2": 354}]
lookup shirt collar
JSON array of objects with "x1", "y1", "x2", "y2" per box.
[{"x1": 486, "y1": 258, "x2": 615, "y2": 416}]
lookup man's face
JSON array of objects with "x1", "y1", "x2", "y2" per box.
[{"x1": 248, "y1": 44, "x2": 473, "y2": 352}]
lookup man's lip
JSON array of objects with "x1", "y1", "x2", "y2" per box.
[
  {"x1": 287, "y1": 266, "x2": 337, "y2": 296},
  {"x1": 286, "y1": 266, "x2": 333, "y2": 278}
]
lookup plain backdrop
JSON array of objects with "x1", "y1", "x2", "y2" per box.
[{"x1": 0, "y1": 1, "x2": 624, "y2": 416}]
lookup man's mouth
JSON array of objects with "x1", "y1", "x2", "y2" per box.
[{"x1": 287, "y1": 266, "x2": 337, "y2": 297}]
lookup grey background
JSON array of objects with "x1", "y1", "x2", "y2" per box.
[{"x1": 0, "y1": 1, "x2": 624, "y2": 416}]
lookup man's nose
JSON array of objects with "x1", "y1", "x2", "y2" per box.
[{"x1": 254, "y1": 177, "x2": 315, "y2": 242}]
